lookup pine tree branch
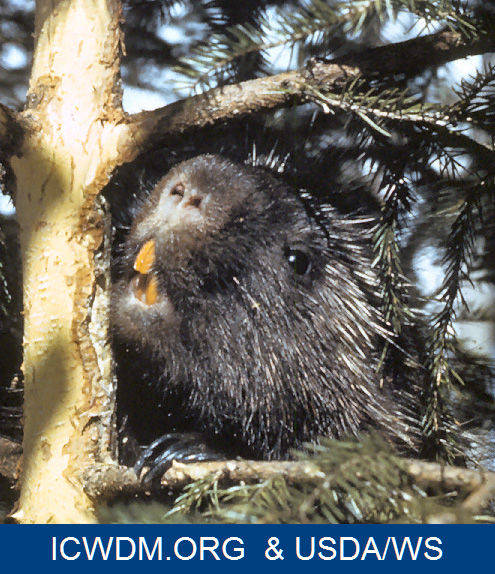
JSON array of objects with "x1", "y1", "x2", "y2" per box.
[
  {"x1": 119, "y1": 28, "x2": 495, "y2": 162},
  {"x1": 333, "y1": 28, "x2": 493, "y2": 77},
  {"x1": 308, "y1": 87, "x2": 495, "y2": 166},
  {"x1": 160, "y1": 458, "x2": 495, "y2": 507},
  {"x1": 462, "y1": 473, "x2": 495, "y2": 514},
  {"x1": 4, "y1": 444, "x2": 494, "y2": 515},
  {"x1": 161, "y1": 459, "x2": 324, "y2": 488},
  {"x1": 176, "y1": 0, "x2": 482, "y2": 91}
]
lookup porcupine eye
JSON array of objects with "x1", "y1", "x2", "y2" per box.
[{"x1": 285, "y1": 247, "x2": 312, "y2": 277}]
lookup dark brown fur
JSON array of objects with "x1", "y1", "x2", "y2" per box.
[{"x1": 112, "y1": 154, "x2": 423, "y2": 471}]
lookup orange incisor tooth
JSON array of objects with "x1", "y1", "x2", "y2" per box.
[
  {"x1": 145, "y1": 275, "x2": 158, "y2": 305},
  {"x1": 134, "y1": 239, "x2": 155, "y2": 274},
  {"x1": 134, "y1": 274, "x2": 159, "y2": 305},
  {"x1": 134, "y1": 276, "x2": 147, "y2": 303}
]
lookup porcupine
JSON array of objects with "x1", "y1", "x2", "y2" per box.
[{"x1": 111, "y1": 152, "x2": 426, "y2": 482}]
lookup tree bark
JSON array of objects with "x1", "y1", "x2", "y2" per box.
[{"x1": 10, "y1": 0, "x2": 125, "y2": 523}]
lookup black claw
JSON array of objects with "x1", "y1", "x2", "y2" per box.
[
  {"x1": 134, "y1": 432, "x2": 224, "y2": 486},
  {"x1": 135, "y1": 433, "x2": 183, "y2": 476}
]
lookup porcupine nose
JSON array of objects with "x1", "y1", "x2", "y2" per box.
[{"x1": 156, "y1": 178, "x2": 209, "y2": 231}]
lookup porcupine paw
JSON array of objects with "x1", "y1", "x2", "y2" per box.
[{"x1": 134, "y1": 432, "x2": 225, "y2": 486}]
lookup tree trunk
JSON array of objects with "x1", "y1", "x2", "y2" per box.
[{"x1": 10, "y1": 0, "x2": 124, "y2": 523}]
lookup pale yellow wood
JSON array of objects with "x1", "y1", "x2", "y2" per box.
[{"x1": 10, "y1": 0, "x2": 126, "y2": 523}]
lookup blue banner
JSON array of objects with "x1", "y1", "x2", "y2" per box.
[{"x1": 0, "y1": 524, "x2": 493, "y2": 572}]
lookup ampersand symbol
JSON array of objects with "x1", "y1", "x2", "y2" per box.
[{"x1": 265, "y1": 537, "x2": 284, "y2": 560}]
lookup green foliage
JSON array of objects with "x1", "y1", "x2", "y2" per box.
[
  {"x1": 175, "y1": 0, "x2": 484, "y2": 91},
  {"x1": 95, "y1": 436, "x2": 493, "y2": 524},
  {"x1": 302, "y1": 54, "x2": 495, "y2": 461},
  {"x1": 450, "y1": 63, "x2": 495, "y2": 135},
  {"x1": 164, "y1": 437, "x2": 447, "y2": 523}
]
